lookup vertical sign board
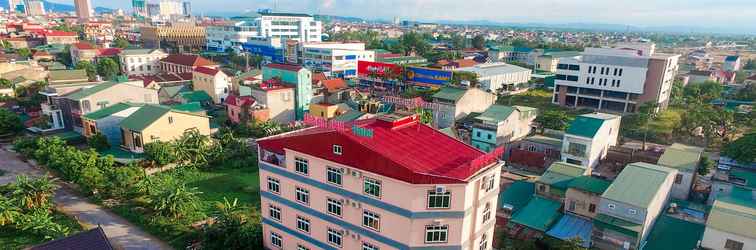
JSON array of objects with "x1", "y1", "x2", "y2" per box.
[{"x1": 404, "y1": 66, "x2": 453, "y2": 86}]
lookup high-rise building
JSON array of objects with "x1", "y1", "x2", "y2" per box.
[
  {"x1": 257, "y1": 12, "x2": 322, "y2": 43},
  {"x1": 158, "y1": 0, "x2": 182, "y2": 17},
  {"x1": 132, "y1": 0, "x2": 147, "y2": 17},
  {"x1": 74, "y1": 0, "x2": 92, "y2": 20},
  {"x1": 182, "y1": 1, "x2": 191, "y2": 17},
  {"x1": 552, "y1": 42, "x2": 681, "y2": 113},
  {"x1": 24, "y1": 0, "x2": 44, "y2": 16},
  {"x1": 140, "y1": 23, "x2": 206, "y2": 52},
  {"x1": 257, "y1": 113, "x2": 503, "y2": 250}
]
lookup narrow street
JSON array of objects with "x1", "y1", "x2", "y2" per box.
[{"x1": 0, "y1": 146, "x2": 173, "y2": 250}]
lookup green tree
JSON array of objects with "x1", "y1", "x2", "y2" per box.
[
  {"x1": 698, "y1": 155, "x2": 715, "y2": 176},
  {"x1": 472, "y1": 35, "x2": 486, "y2": 50},
  {"x1": 16, "y1": 48, "x2": 31, "y2": 58},
  {"x1": 96, "y1": 58, "x2": 120, "y2": 81},
  {"x1": 8, "y1": 175, "x2": 57, "y2": 211},
  {"x1": 144, "y1": 141, "x2": 177, "y2": 166},
  {"x1": 536, "y1": 110, "x2": 571, "y2": 131},
  {"x1": 450, "y1": 34, "x2": 465, "y2": 50},
  {"x1": 174, "y1": 128, "x2": 214, "y2": 166},
  {"x1": 0, "y1": 109, "x2": 24, "y2": 135},
  {"x1": 199, "y1": 198, "x2": 264, "y2": 249},
  {"x1": 669, "y1": 79, "x2": 685, "y2": 106},
  {"x1": 647, "y1": 109, "x2": 682, "y2": 141},
  {"x1": 684, "y1": 81, "x2": 723, "y2": 104},
  {"x1": 0, "y1": 78, "x2": 12, "y2": 88},
  {"x1": 398, "y1": 32, "x2": 432, "y2": 56},
  {"x1": 451, "y1": 71, "x2": 480, "y2": 87},
  {"x1": 75, "y1": 61, "x2": 97, "y2": 81},
  {"x1": 87, "y1": 133, "x2": 110, "y2": 151},
  {"x1": 150, "y1": 183, "x2": 202, "y2": 219},
  {"x1": 113, "y1": 37, "x2": 130, "y2": 49},
  {"x1": 722, "y1": 133, "x2": 756, "y2": 164}
]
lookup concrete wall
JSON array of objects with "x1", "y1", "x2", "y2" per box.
[
  {"x1": 702, "y1": 227, "x2": 756, "y2": 250},
  {"x1": 565, "y1": 188, "x2": 601, "y2": 219},
  {"x1": 249, "y1": 88, "x2": 295, "y2": 124}
]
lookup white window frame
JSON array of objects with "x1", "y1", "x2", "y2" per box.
[
  {"x1": 425, "y1": 224, "x2": 449, "y2": 243},
  {"x1": 327, "y1": 228, "x2": 343, "y2": 247},
  {"x1": 297, "y1": 215, "x2": 311, "y2": 234},
  {"x1": 267, "y1": 177, "x2": 280, "y2": 194},
  {"x1": 327, "y1": 167, "x2": 343, "y2": 186},
  {"x1": 479, "y1": 233, "x2": 488, "y2": 250},
  {"x1": 296, "y1": 187, "x2": 310, "y2": 205},
  {"x1": 608, "y1": 204, "x2": 616, "y2": 209},
  {"x1": 271, "y1": 231, "x2": 283, "y2": 248},
  {"x1": 327, "y1": 198, "x2": 343, "y2": 217},
  {"x1": 362, "y1": 210, "x2": 381, "y2": 231},
  {"x1": 295, "y1": 157, "x2": 309, "y2": 175},
  {"x1": 333, "y1": 144, "x2": 342, "y2": 155},
  {"x1": 628, "y1": 209, "x2": 637, "y2": 215},
  {"x1": 297, "y1": 245, "x2": 310, "y2": 250},
  {"x1": 427, "y1": 190, "x2": 451, "y2": 209},
  {"x1": 269, "y1": 204, "x2": 281, "y2": 221},
  {"x1": 482, "y1": 202, "x2": 492, "y2": 223},
  {"x1": 364, "y1": 177, "x2": 381, "y2": 198},
  {"x1": 363, "y1": 242, "x2": 379, "y2": 250}
]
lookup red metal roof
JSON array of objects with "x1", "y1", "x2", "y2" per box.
[
  {"x1": 161, "y1": 54, "x2": 217, "y2": 67},
  {"x1": 320, "y1": 79, "x2": 347, "y2": 93},
  {"x1": 194, "y1": 66, "x2": 221, "y2": 76},
  {"x1": 73, "y1": 42, "x2": 95, "y2": 50},
  {"x1": 44, "y1": 30, "x2": 77, "y2": 37},
  {"x1": 97, "y1": 48, "x2": 122, "y2": 57},
  {"x1": 258, "y1": 117, "x2": 492, "y2": 184},
  {"x1": 312, "y1": 72, "x2": 327, "y2": 84},
  {"x1": 265, "y1": 63, "x2": 304, "y2": 72},
  {"x1": 225, "y1": 94, "x2": 255, "y2": 106}
]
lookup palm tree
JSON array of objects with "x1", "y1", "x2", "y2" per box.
[
  {"x1": 10, "y1": 175, "x2": 57, "y2": 211},
  {"x1": 174, "y1": 128, "x2": 212, "y2": 166}
]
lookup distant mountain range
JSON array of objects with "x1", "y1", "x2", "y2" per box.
[{"x1": 2, "y1": 0, "x2": 113, "y2": 13}]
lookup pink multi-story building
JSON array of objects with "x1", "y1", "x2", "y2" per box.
[{"x1": 257, "y1": 114, "x2": 503, "y2": 250}]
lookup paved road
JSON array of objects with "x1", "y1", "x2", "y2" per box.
[{"x1": 0, "y1": 146, "x2": 173, "y2": 250}]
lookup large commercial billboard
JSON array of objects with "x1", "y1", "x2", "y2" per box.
[
  {"x1": 357, "y1": 61, "x2": 402, "y2": 77},
  {"x1": 404, "y1": 66, "x2": 452, "y2": 85}
]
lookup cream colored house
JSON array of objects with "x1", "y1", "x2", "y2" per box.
[
  {"x1": 119, "y1": 49, "x2": 168, "y2": 76},
  {"x1": 119, "y1": 104, "x2": 211, "y2": 153},
  {"x1": 248, "y1": 82, "x2": 295, "y2": 124},
  {"x1": 192, "y1": 67, "x2": 230, "y2": 104},
  {"x1": 432, "y1": 86, "x2": 497, "y2": 129}
]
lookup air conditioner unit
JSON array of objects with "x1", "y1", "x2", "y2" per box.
[
  {"x1": 357, "y1": 203, "x2": 362, "y2": 208},
  {"x1": 352, "y1": 201, "x2": 359, "y2": 208},
  {"x1": 351, "y1": 234, "x2": 358, "y2": 239},
  {"x1": 346, "y1": 169, "x2": 352, "y2": 175},
  {"x1": 435, "y1": 185, "x2": 446, "y2": 193},
  {"x1": 344, "y1": 230, "x2": 351, "y2": 236}
]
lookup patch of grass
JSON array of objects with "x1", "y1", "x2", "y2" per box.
[
  {"x1": 185, "y1": 167, "x2": 261, "y2": 212},
  {"x1": 497, "y1": 88, "x2": 590, "y2": 119},
  {"x1": 0, "y1": 211, "x2": 83, "y2": 250}
]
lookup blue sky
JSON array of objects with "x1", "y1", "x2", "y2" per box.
[{"x1": 49, "y1": 0, "x2": 756, "y2": 32}]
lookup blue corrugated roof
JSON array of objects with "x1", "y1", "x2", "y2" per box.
[{"x1": 546, "y1": 213, "x2": 593, "y2": 248}]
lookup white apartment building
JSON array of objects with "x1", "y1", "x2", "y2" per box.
[
  {"x1": 119, "y1": 49, "x2": 169, "y2": 76},
  {"x1": 561, "y1": 113, "x2": 621, "y2": 171},
  {"x1": 552, "y1": 43, "x2": 680, "y2": 113},
  {"x1": 455, "y1": 63, "x2": 532, "y2": 94},
  {"x1": 257, "y1": 12, "x2": 322, "y2": 43},
  {"x1": 300, "y1": 42, "x2": 375, "y2": 78},
  {"x1": 206, "y1": 21, "x2": 259, "y2": 52}
]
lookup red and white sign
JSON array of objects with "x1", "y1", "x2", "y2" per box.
[{"x1": 357, "y1": 61, "x2": 402, "y2": 77}]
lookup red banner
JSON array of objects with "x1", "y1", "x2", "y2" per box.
[{"x1": 357, "y1": 61, "x2": 402, "y2": 77}]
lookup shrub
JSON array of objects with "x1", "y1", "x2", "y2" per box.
[
  {"x1": 144, "y1": 141, "x2": 177, "y2": 166},
  {"x1": 0, "y1": 108, "x2": 23, "y2": 135},
  {"x1": 87, "y1": 133, "x2": 110, "y2": 151}
]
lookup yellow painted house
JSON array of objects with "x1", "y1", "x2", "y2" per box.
[{"x1": 119, "y1": 104, "x2": 211, "y2": 153}]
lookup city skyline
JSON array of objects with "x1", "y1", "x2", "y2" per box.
[{"x1": 44, "y1": 0, "x2": 756, "y2": 34}]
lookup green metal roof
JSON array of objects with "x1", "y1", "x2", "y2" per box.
[
  {"x1": 537, "y1": 162, "x2": 587, "y2": 188},
  {"x1": 707, "y1": 189, "x2": 756, "y2": 239},
  {"x1": 476, "y1": 105, "x2": 515, "y2": 123},
  {"x1": 498, "y1": 180, "x2": 535, "y2": 212},
  {"x1": 523, "y1": 135, "x2": 563, "y2": 147},
  {"x1": 170, "y1": 102, "x2": 205, "y2": 113},
  {"x1": 81, "y1": 103, "x2": 142, "y2": 120},
  {"x1": 511, "y1": 196, "x2": 562, "y2": 231},
  {"x1": 566, "y1": 115, "x2": 606, "y2": 138},
  {"x1": 593, "y1": 214, "x2": 641, "y2": 237},
  {"x1": 567, "y1": 176, "x2": 611, "y2": 194},
  {"x1": 602, "y1": 162, "x2": 675, "y2": 208},
  {"x1": 119, "y1": 104, "x2": 171, "y2": 131},
  {"x1": 730, "y1": 170, "x2": 756, "y2": 189},
  {"x1": 658, "y1": 143, "x2": 704, "y2": 172},
  {"x1": 160, "y1": 85, "x2": 192, "y2": 98},
  {"x1": 180, "y1": 90, "x2": 212, "y2": 103},
  {"x1": 239, "y1": 85, "x2": 252, "y2": 97},
  {"x1": 65, "y1": 82, "x2": 119, "y2": 100},
  {"x1": 643, "y1": 215, "x2": 705, "y2": 250},
  {"x1": 432, "y1": 86, "x2": 467, "y2": 102}
]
